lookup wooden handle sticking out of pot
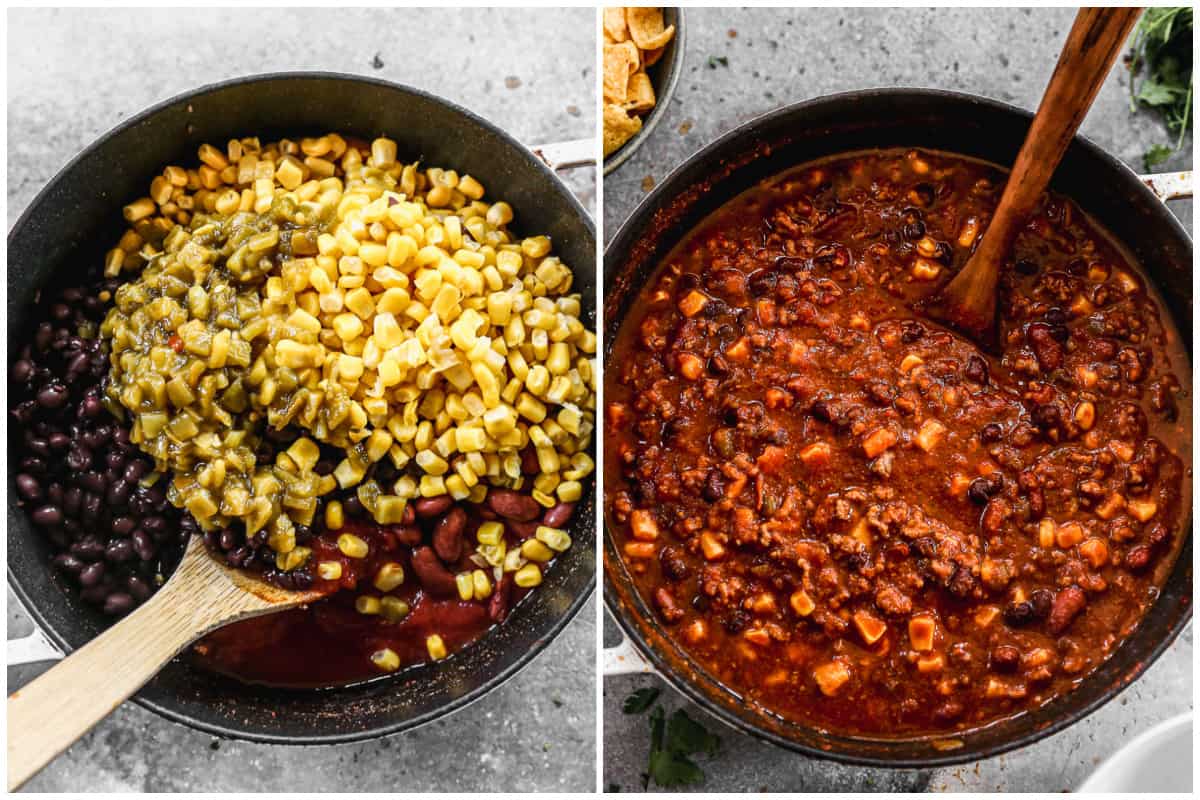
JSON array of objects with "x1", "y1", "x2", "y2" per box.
[
  {"x1": 7, "y1": 536, "x2": 326, "y2": 791},
  {"x1": 924, "y1": 7, "x2": 1143, "y2": 347}
]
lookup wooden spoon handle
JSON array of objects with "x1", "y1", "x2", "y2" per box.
[
  {"x1": 7, "y1": 588, "x2": 200, "y2": 790},
  {"x1": 974, "y1": 7, "x2": 1143, "y2": 262},
  {"x1": 5, "y1": 538, "x2": 274, "y2": 791}
]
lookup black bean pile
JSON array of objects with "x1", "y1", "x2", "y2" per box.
[{"x1": 10, "y1": 278, "x2": 189, "y2": 616}]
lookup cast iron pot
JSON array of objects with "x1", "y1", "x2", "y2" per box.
[
  {"x1": 7, "y1": 72, "x2": 596, "y2": 743},
  {"x1": 603, "y1": 88, "x2": 1192, "y2": 767}
]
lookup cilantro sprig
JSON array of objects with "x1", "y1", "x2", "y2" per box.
[
  {"x1": 1127, "y1": 7, "x2": 1193, "y2": 169},
  {"x1": 623, "y1": 687, "x2": 720, "y2": 789}
]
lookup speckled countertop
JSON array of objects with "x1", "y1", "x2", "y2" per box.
[
  {"x1": 603, "y1": 6, "x2": 1192, "y2": 793},
  {"x1": 7, "y1": 7, "x2": 596, "y2": 793}
]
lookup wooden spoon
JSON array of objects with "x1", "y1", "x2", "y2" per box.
[
  {"x1": 7, "y1": 535, "x2": 327, "y2": 790},
  {"x1": 924, "y1": 7, "x2": 1143, "y2": 347}
]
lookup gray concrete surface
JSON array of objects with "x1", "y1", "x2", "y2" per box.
[
  {"x1": 7, "y1": 7, "x2": 596, "y2": 793},
  {"x1": 603, "y1": 6, "x2": 1192, "y2": 793}
]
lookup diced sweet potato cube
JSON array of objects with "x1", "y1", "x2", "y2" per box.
[
  {"x1": 725, "y1": 337, "x2": 751, "y2": 361},
  {"x1": 624, "y1": 541, "x2": 656, "y2": 559},
  {"x1": 1023, "y1": 647, "x2": 1054, "y2": 669},
  {"x1": 813, "y1": 660, "x2": 851, "y2": 697},
  {"x1": 743, "y1": 627, "x2": 771, "y2": 646},
  {"x1": 974, "y1": 606, "x2": 999, "y2": 627},
  {"x1": 790, "y1": 589, "x2": 816, "y2": 617},
  {"x1": 629, "y1": 510, "x2": 659, "y2": 541},
  {"x1": 899, "y1": 354, "x2": 924, "y2": 372},
  {"x1": 849, "y1": 517, "x2": 873, "y2": 548},
  {"x1": 683, "y1": 619, "x2": 708, "y2": 644},
  {"x1": 1074, "y1": 401, "x2": 1096, "y2": 431},
  {"x1": 848, "y1": 311, "x2": 870, "y2": 330},
  {"x1": 757, "y1": 445, "x2": 787, "y2": 474},
  {"x1": 985, "y1": 678, "x2": 1009, "y2": 699},
  {"x1": 908, "y1": 614, "x2": 936, "y2": 651},
  {"x1": 948, "y1": 473, "x2": 971, "y2": 499},
  {"x1": 750, "y1": 592, "x2": 778, "y2": 615},
  {"x1": 700, "y1": 532, "x2": 726, "y2": 561},
  {"x1": 678, "y1": 290, "x2": 709, "y2": 317},
  {"x1": 1037, "y1": 518, "x2": 1056, "y2": 548},
  {"x1": 677, "y1": 352, "x2": 704, "y2": 380},
  {"x1": 911, "y1": 258, "x2": 941, "y2": 280},
  {"x1": 764, "y1": 388, "x2": 792, "y2": 409},
  {"x1": 916, "y1": 654, "x2": 944, "y2": 674},
  {"x1": 1109, "y1": 441, "x2": 1134, "y2": 461},
  {"x1": 862, "y1": 427, "x2": 898, "y2": 458},
  {"x1": 763, "y1": 669, "x2": 790, "y2": 688},
  {"x1": 799, "y1": 441, "x2": 832, "y2": 468},
  {"x1": 606, "y1": 402, "x2": 630, "y2": 428},
  {"x1": 853, "y1": 611, "x2": 887, "y2": 645},
  {"x1": 1127, "y1": 498, "x2": 1158, "y2": 522},
  {"x1": 1094, "y1": 493, "x2": 1124, "y2": 520},
  {"x1": 1055, "y1": 521, "x2": 1084, "y2": 549},
  {"x1": 1079, "y1": 537, "x2": 1109, "y2": 568},
  {"x1": 914, "y1": 419, "x2": 946, "y2": 452}
]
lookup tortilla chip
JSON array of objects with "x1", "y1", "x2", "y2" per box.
[
  {"x1": 604, "y1": 103, "x2": 642, "y2": 157},
  {"x1": 624, "y1": 71, "x2": 656, "y2": 113},
  {"x1": 603, "y1": 41, "x2": 640, "y2": 104},
  {"x1": 626, "y1": 7, "x2": 675, "y2": 51},
  {"x1": 643, "y1": 46, "x2": 666, "y2": 67},
  {"x1": 602, "y1": 7, "x2": 628, "y2": 43}
]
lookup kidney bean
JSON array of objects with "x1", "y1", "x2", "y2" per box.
[
  {"x1": 432, "y1": 507, "x2": 467, "y2": 562},
  {"x1": 390, "y1": 525, "x2": 423, "y2": 547},
  {"x1": 414, "y1": 495, "x2": 454, "y2": 519},
  {"x1": 542, "y1": 502, "x2": 576, "y2": 529},
  {"x1": 1046, "y1": 585, "x2": 1087, "y2": 635},
  {"x1": 411, "y1": 546, "x2": 458, "y2": 597},
  {"x1": 1124, "y1": 544, "x2": 1153, "y2": 571},
  {"x1": 486, "y1": 488, "x2": 541, "y2": 522},
  {"x1": 488, "y1": 575, "x2": 513, "y2": 623},
  {"x1": 506, "y1": 519, "x2": 540, "y2": 539},
  {"x1": 520, "y1": 447, "x2": 540, "y2": 476}
]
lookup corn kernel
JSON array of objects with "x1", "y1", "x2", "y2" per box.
[
  {"x1": 338, "y1": 532, "x2": 369, "y2": 558},
  {"x1": 514, "y1": 563, "x2": 543, "y2": 588}
]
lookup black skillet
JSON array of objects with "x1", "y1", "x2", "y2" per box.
[
  {"x1": 603, "y1": 88, "x2": 1192, "y2": 767},
  {"x1": 7, "y1": 72, "x2": 596, "y2": 743}
]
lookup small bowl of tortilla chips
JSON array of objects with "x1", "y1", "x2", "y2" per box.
[{"x1": 602, "y1": 6, "x2": 684, "y2": 175}]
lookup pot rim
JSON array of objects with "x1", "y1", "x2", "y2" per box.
[
  {"x1": 8, "y1": 70, "x2": 596, "y2": 745},
  {"x1": 603, "y1": 86, "x2": 1193, "y2": 767}
]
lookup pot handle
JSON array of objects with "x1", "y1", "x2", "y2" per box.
[
  {"x1": 1140, "y1": 170, "x2": 1193, "y2": 202},
  {"x1": 7, "y1": 628, "x2": 64, "y2": 666},
  {"x1": 603, "y1": 627, "x2": 656, "y2": 677},
  {"x1": 529, "y1": 138, "x2": 596, "y2": 172}
]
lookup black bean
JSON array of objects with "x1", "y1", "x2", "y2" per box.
[
  {"x1": 11, "y1": 359, "x2": 34, "y2": 383},
  {"x1": 103, "y1": 593, "x2": 134, "y2": 615},
  {"x1": 52, "y1": 553, "x2": 85, "y2": 574},
  {"x1": 79, "y1": 561, "x2": 106, "y2": 587},
  {"x1": 140, "y1": 515, "x2": 166, "y2": 535},
  {"x1": 63, "y1": 487, "x2": 82, "y2": 515},
  {"x1": 123, "y1": 461, "x2": 148, "y2": 482},
  {"x1": 16, "y1": 473, "x2": 42, "y2": 501},
  {"x1": 106, "y1": 480, "x2": 131, "y2": 506},
  {"x1": 132, "y1": 530, "x2": 156, "y2": 561},
  {"x1": 31, "y1": 505, "x2": 63, "y2": 527},
  {"x1": 66, "y1": 446, "x2": 93, "y2": 471},
  {"x1": 1015, "y1": 259, "x2": 1038, "y2": 275},
  {"x1": 105, "y1": 539, "x2": 135, "y2": 563},
  {"x1": 36, "y1": 383, "x2": 69, "y2": 408},
  {"x1": 111, "y1": 516, "x2": 136, "y2": 536},
  {"x1": 127, "y1": 576, "x2": 152, "y2": 601},
  {"x1": 219, "y1": 530, "x2": 239, "y2": 551}
]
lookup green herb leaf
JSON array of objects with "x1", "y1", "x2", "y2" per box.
[
  {"x1": 648, "y1": 749, "x2": 706, "y2": 787},
  {"x1": 707, "y1": 55, "x2": 729, "y2": 69},
  {"x1": 1128, "y1": 7, "x2": 1193, "y2": 160},
  {"x1": 1144, "y1": 143, "x2": 1174, "y2": 170},
  {"x1": 1138, "y1": 79, "x2": 1182, "y2": 106},
  {"x1": 667, "y1": 709, "x2": 721, "y2": 756},
  {"x1": 623, "y1": 687, "x2": 661, "y2": 714}
]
